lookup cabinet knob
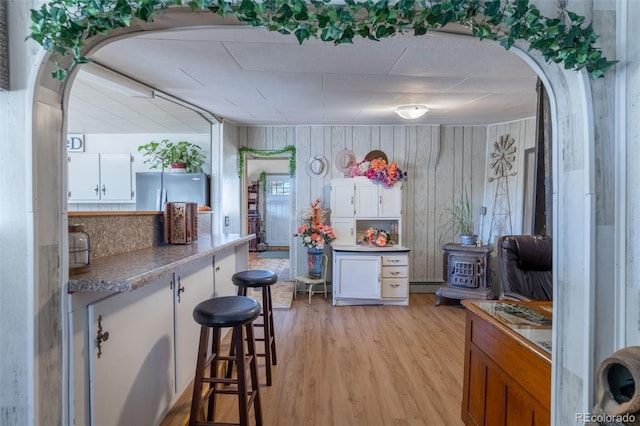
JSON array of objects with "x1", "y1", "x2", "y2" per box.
[
  {"x1": 102, "y1": 184, "x2": 106, "y2": 195},
  {"x1": 94, "y1": 185, "x2": 99, "y2": 195}
]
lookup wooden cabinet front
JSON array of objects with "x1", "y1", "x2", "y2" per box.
[{"x1": 461, "y1": 300, "x2": 551, "y2": 426}]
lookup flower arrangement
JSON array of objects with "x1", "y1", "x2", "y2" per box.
[
  {"x1": 297, "y1": 198, "x2": 336, "y2": 249},
  {"x1": 348, "y1": 157, "x2": 406, "y2": 187},
  {"x1": 363, "y1": 227, "x2": 391, "y2": 247}
]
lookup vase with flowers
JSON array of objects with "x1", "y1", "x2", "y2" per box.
[{"x1": 297, "y1": 198, "x2": 336, "y2": 277}]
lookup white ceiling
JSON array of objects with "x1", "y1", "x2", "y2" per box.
[{"x1": 67, "y1": 25, "x2": 539, "y2": 134}]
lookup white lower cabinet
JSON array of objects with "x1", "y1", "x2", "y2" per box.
[
  {"x1": 333, "y1": 250, "x2": 409, "y2": 306},
  {"x1": 85, "y1": 258, "x2": 215, "y2": 426},
  {"x1": 88, "y1": 278, "x2": 175, "y2": 426},
  {"x1": 174, "y1": 257, "x2": 215, "y2": 394},
  {"x1": 214, "y1": 247, "x2": 238, "y2": 297}
]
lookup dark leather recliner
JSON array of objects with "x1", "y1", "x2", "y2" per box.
[{"x1": 497, "y1": 235, "x2": 553, "y2": 301}]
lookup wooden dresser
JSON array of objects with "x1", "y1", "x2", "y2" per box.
[{"x1": 461, "y1": 300, "x2": 552, "y2": 426}]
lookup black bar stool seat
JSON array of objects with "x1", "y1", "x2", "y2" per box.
[
  {"x1": 227, "y1": 269, "x2": 278, "y2": 386},
  {"x1": 232, "y1": 269, "x2": 278, "y2": 288},
  {"x1": 189, "y1": 296, "x2": 263, "y2": 426}
]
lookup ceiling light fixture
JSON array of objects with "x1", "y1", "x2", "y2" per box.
[{"x1": 394, "y1": 104, "x2": 430, "y2": 120}]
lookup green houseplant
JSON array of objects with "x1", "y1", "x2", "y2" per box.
[
  {"x1": 138, "y1": 139, "x2": 205, "y2": 172},
  {"x1": 441, "y1": 189, "x2": 478, "y2": 246}
]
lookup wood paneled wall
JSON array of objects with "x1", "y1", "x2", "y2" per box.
[
  {"x1": 239, "y1": 124, "x2": 502, "y2": 283},
  {"x1": 482, "y1": 118, "x2": 536, "y2": 244}
]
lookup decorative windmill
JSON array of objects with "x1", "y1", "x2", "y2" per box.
[{"x1": 488, "y1": 134, "x2": 517, "y2": 242}]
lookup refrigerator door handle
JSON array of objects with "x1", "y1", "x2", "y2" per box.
[
  {"x1": 154, "y1": 188, "x2": 163, "y2": 211},
  {"x1": 160, "y1": 189, "x2": 167, "y2": 210}
]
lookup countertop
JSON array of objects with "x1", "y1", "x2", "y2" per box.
[
  {"x1": 331, "y1": 244, "x2": 410, "y2": 252},
  {"x1": 68, "y1": 234, "x2": 254, "y2": 293}
]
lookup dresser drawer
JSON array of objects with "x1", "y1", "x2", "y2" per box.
[
  {"x1": 382, "y1": 255, "x2": 407, "y2": 266},
  {"x1": 382, "y1": 265, "x2": 407, "y2": 278},
  {"x1": 382, "y1": 278, "x2": 408, "y2": 298}
]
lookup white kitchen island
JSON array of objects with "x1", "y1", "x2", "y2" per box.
[
  {"x1": 68, "y1": 233, "x2": 254, "y2": 426},
  {"x1": 332, "y1": 245, "x2": 410, "y2": 306}
]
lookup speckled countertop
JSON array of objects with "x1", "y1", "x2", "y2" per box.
[{"x1": 68, "y1": 234, "x2": 254, "y2": 293}]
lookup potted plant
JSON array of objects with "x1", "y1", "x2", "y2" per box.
[
  {"x1": 441, "y1": 189, "x2": 478, "y2": 246},
  {"x1": 138, "y1": 139, "x2": 205, "y2": 173}
]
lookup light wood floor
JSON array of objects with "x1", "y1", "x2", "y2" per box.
[{"x1": 160, "y1": 293, "x2": 467, "y2": 426}]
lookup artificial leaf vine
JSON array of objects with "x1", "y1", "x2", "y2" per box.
[
  {"x1": 259, "y1": 171, "x2": 267, "y2": 189},
  {"x1": 28, "y1": 0, "x2": 615, "y2": 81},
  {"x1": 237, "y1": 146, "x2": 296, "y2": 178}
]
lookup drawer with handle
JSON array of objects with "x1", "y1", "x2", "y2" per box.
[
  {"x1": 382, "y1": 279, "x2": 408, "y2": 298},
  {"x1": 382, "y1": 266, "x2": 407, "y2": 278},
  {"x1": 382, "y1": 255, "x2": 407, "y2": 266}
]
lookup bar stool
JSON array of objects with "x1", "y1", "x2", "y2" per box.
[
  {"x1": 189, "y1": 296, "x2": 262, "y2": 426},
  {"x1": 227, "y1": 269, "x2": 278, "y2": 386}
]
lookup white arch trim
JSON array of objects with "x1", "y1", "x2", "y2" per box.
[{"x1": 26, "y1": 8, "x2": 599, "y2": 425}]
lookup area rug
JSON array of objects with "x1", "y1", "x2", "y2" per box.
[
  {"x1": 246, "y1": 281, "x2": 295, "y2": 309},
  {"x1": 257, "y1": 250, "x2": 289, "y2": 259}
]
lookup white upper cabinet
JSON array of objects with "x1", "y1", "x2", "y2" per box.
[
  {"x1": 330, "y1": 217, "x2": 355, "y2": 246},
  {"x1": 332, "y1": 178, "x2": 402, "y2": 219},
  {"x1": 330, "y1": 179, "x2": 356, "y2": 217},
  {"x1": 330, "y1": 178, "x2": 403, "y2": 246},
  {"x1": 68, "y1": 153, "x2": 133, "y2": 202}
]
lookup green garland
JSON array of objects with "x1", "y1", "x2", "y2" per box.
[
  {"x1": 259, "y1": 170, "x2": 267, "y2": 189},
  {"x1": 28, "y1": 0, "x2": 615, "y2": 81},
  {"x1": 238, "y1": 145, "x2": 296, "y2": 178}
]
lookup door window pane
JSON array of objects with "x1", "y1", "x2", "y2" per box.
[{"x1": 269, "y1": 180, "x2": 290, "y2": 196}]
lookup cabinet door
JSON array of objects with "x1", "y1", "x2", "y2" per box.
[
  {"x1": 379, "y1": 183, "x2": 402, "y2": 217},
  {"x1": 88, "y1": 278, "x2": 175, "y2": 426},
  {"x1": 214, "y1": 248, "x2": 237, "y2": 298},
  {"x1": 330, "y1": 179, "x2": 355, "y2": 217},
  {"x1": 334, "y1": 254, "x2": 381, "y2": 299},
  {"x1": 354, "y1": 181, "x2": 379, "y2": 217},
  {"x1": 100, "y1": 153, "x2": 133, "y2": 201},
  {"x1": 330, "y1": 218, "x2": 355, "y2": 246},
  {"x1": 174, "y1": 257, "x2": 214, "y2": 394},
  {"x1": 68, "y1": 153, "x2": 100, "y2": 201}
]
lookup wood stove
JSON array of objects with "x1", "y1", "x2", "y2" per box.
[{"x1": 435, "y1": 243, "x2": 493, "y2": 305}]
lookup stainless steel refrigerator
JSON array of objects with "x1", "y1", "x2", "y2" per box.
[{"x1": 135, "y1": 172, "x2": 210, "y2": 210}]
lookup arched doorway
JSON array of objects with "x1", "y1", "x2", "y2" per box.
[{"x1": 27, "y1": 7, "x2": 601, "y2": 425}]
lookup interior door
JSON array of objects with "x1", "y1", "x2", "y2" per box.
[{"x1": 265, "y1": 174, "x2": 290, "y2": 247}]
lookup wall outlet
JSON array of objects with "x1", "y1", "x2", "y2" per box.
[
  {"x1": 480, "y1": 206, "x2": 487, "y2": 215},
  {"x1": 224, "y1": 216, "x2": 230, "y2": 226}
]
